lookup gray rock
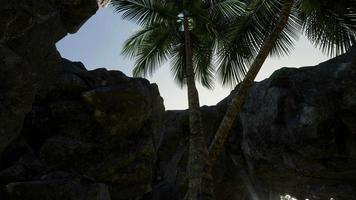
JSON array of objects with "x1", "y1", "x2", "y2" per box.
[
  {"x1": 239, "y1": 47, "x2": 356, "y2": 199},
  {"x1": 1, "y1": 0, "x2": 355, "y2": 199},
  {"x1": 1, "y1": 7, "x2": 165, "y2": 192},
  {"x1": 0, "y1": 164, "x2": 26, "y2": 184},
  {"x1": 10, "y1": 60, "x2": 165, "y2": 200},
  {"x1": 155, "y1": 47, "x2": 356, "y2": 200},
  {"x1": 6, "y1": 180, "x2": 110, "y2": 200},
  {"x1": 0, "y1": 45, "x2": 36, "y2": 155},
  {"x1": 0, "y1": 0, "x2": 98, "y2": 155}
]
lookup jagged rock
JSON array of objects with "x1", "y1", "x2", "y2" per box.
[
  {"x1": 0, "y1": 59, "x2": 165, "y2": 199},
  {"x1": 1, "y1": 0, "x2": 356, "y2": 199},
  {"x1": 0, "y1": 45, "x2": 36, "y2": 156},
  {"x1": 155, "y1": 47, "x2": 356, "y2": 200},
  {"x1": 0, "y1": 164, "x2": 26, "y2": 185},
  {"x1": 0, "y1": 0, "x2": 98, "y2": 155},
  {"x1": 6, "y1": 179, "x2": 110, "y2": 200},
  {"x1": 156, "y1": 105, "x2": 243, "y2": 199},
  {"x1": 239, "y1": 47, "x2": 356, "y2": 199},
  {"x1": 59, "y1": 0, "x2": 99, "y2": 33}
]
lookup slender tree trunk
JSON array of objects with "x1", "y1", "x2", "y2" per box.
[
  {"x1": 208, "y1": 0, "x2": 295, "y2": 164},
  {"x1": 183, "y1": 17, "x2": 212, "y2": 200}
]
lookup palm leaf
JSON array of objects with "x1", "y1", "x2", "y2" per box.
[
  {"x1": 209, "y1": 0, "x2": 246, "y2": 19},
  {"x1": 110, "y1": 0, "x2": 177, "y2": 25},
  {"x1": 122, "y1": 24, "x2": 162, "y2": 58},
  {"x1": 216, "y1": 0, "x2": 281, "y2": 86},
  {"x1": 170, "y1": 38, "x2": 187, "y2": 88},
  {"x1": 122, "y1": 23, "x2": 175, "y2": 77},
  {"x1": 269, "y1": 5, "x2": 302, "y2": 57},
  {"x1": 298, "y1": 0, "x2": 356, "y2": 56},
  {"x1": 191, "y1": 31, "x2": 216, "y2": 89}
]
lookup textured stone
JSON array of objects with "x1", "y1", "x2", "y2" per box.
[
  {"x1": 6, "y1": 180, "x2": 110, "y2": 200},
  {"x1": 239, "y1": 47, "x2": 356, "y2": 199},
  {"x1": 0, "y1": 0, "x2": 98, "y2": 155},
  {"x1": 1, "y1": 0, "x2": 355, "y2": 199},
  {"x1": 155, "y1": 47, "x2": 356, "y2": 200},
  {"x1": 3, "y1": 59, "x2": 165, "y2": 200}
]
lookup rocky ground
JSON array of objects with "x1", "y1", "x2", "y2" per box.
[{"x1": 1, "y1": 0, "x2": 355, "y2": 199}]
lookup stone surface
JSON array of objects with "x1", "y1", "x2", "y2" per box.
[
  {"x1": 155, "y1": 47, "x2": 356, "y2": 200},
  {"x1": 0, "y1": 0, "x2": 98, "y2": 155},
  {"x1": 0, "y1": 2, "x2": 165, "y2": 195},
  {"x1": 1, "y1": 0, "x2": 356, "y2": 199},
  {"x1": 239, "y1": 47, "x2": 356, "y2": 199},
  {"x1": 6, "y1": 179, "x2": 111, "y2": 200},
  {"x1": 0, "y1": 58, "x2": 165, "y2": 199}
]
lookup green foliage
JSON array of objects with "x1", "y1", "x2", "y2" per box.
[
  {"x1": 111, "y1": 0, "x2": 249, "y2": 89},
  {"x1": 297, "y1": 0, "x2": 356, "y2": 56},
  {"x1": 214, "y1": 0, "x2": 300, "y2": 86},
  {"x1": 216, "y1": 0, "x2": 355, "y2": 86},
  {"x1": 111, "y1": 0, "x2": 356, "y2": 88}
]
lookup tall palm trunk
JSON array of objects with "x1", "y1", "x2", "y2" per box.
[
  {"x1": 183, "y1": 17, "x2": 211, "y2": 200},
  {"x1": 208, "y1": 0, "x2": 295, "y2": 164}
]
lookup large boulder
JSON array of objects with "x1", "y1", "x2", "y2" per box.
[
  {"x1": 240, "y1": 47, "x2": 356, "y2": 199},
  {"x1": 0, "y1": 59, "x2": 165, "y2": 200},
  {"x1": 0, "y1": 1, "x2": 167, "y2": 198},
  {"x1": 0, "y1": 0, "x2": 98, "y2": 155}
]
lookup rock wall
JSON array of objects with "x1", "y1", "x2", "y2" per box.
[
  {"x1": 0, "y1": 59, "x2": 164, "y2": 200},
  {"x1": 156, "y1": 47, "x2": 356, "y2": 200},
  {"x1": 239, "y1": 48, "x2": 356, "y2": 199},
  {"x1": 1, "y1": 0, "x2": 356, "y2": 199},
  {"x1": 0, "y1": 1, "x2": 167, "y2": 199},
  {"x1": 0, "y1": 0, "x2": 98, "y2": 156}
]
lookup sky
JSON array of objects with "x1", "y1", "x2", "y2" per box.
[{"x1": 56, "y1": 7, "x2": 329, "y2": 110}]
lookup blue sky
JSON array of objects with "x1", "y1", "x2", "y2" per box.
[{"x1": 56, "y1": 7, "x2": 329, "y2": 110}]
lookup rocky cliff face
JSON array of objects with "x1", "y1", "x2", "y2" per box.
[
  {"x1": 1, "y1": 0, "x2": 356, "y2": 200},
  {"x1": 238, "y1": 49, "x2": 356, "y2": 199},
  {"x1": 0, "y1": 59, "x2": 164, "y2": 200},
  {"x1": 0, "y1": 0, "x2": 98, "y2": 157},
  {"x1": 0, "y1": 1, "x2": 164, "y2": 199},
  {"x1": 156, "y1": 48, "x2": 356, "y2": 200}
]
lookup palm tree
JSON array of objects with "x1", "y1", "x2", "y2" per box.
[
  {"x1": 110, "y1": 0, "x2": 248, "y2": 199},
  {"x1": 209, "y1": 0, "x2": 356, "y2": 165}
]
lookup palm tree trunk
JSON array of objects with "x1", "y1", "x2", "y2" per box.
[
  {"x1": 183, "y1": 17, "x2": 212, "y2": 200},
  {"x1": 208, "y1": 0, "x2": 295, "y2": 164}
]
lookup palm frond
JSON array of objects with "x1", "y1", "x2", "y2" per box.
[
  {"x1": 209, "y1": 0, "x2": 246, "y2": 19},
  {"x1": 170, "y1": 40, "x2": 187, "y2": 88},
  {"x1": 122, "y1": 24, "x2": 161, "y2": 58},
  {"x1": 216, "y1": 44, "x2": 249, "y2": 87},
  {"x1": 298, "y1": 0, "x2": 356, "y2": 56},
  {"x1": 123, "y1": 23, "x2": 175, "y2": 77},
  {"x1": 215, "y1": 0, "x2": 281, "y2": 86},
  {"x1": 269, "y1": 7, "x2": 302, "y2": 57},
  {"x1": 191, "y1": 32, "x2": 216, "y2": 89},
  {"x1": 110, "y1": 0, "x2": 177, "y2": 25}
]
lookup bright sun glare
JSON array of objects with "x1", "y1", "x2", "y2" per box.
[{"x1": 280, "y1": 194, "x2": 335, "y2": 200}]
